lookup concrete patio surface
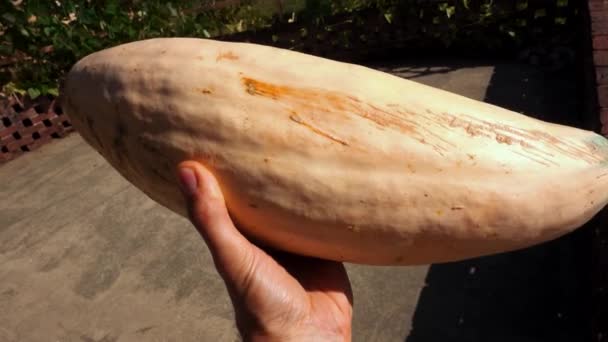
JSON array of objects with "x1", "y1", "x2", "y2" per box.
[{"x1": 0, "y1": 59, "x2": 588, "y2": 342}]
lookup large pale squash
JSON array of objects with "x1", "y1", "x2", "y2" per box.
[{"x1": 63, "y1": 38, "x2": 608, "y2": 265}]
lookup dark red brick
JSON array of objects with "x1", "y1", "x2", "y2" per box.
[
  {"x1": 0, "y1": 125, "x2": 18, "y2": 138},
  {"x1": 592, "y1": 11, "x2": 608, "y2": 23},
  {"x1": 601, "y1": 108, "x2": 608, "y2": 125},
  {"x1": 35, "y1": 111, "x2": 50, "y2": 118},
  {"x1": 29, "y1": 136, "x2": 53, "y2": 150},
  {"x1": 5, "y1": 140, "x2": 23, "y2": 152},
  {"x1": 18, "y1": 136, "x2": 34, "y2": 146},
  {"x1": 598, "y1": 67, "x2": 608, "y2": 84},
  {"x1": 589, "y1": 0, "x2": 608, "y2": 11},
  {"x1": 1, "y1": 136, "x2": 15, "y2": 147},
  {"x1": 595, "y1": 50, "x2": 608, "y2": 66},
  {"x1": 45, "y1": 112, "x2": 59, "y2": 120},
  {"x1": 17, "y1": 110, "x2": 38, "y2": 120},
  {"x1": 595, "y1": 35, "x2": 608, "y2": 50},
  {"x1": 20, "y1": 124, "x2": 45, "y2": 136},
  {"x1": 0, "y1": 152, "x2": 17, "y2": 163},
  {"x1": 599, "y1": 85, "x2": 608, "y2": 107},
  {"x1": 30, "y1": 115, "x2": 46, "y2": 124}
]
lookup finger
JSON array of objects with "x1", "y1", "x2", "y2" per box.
[{"x1": 176, "y1": 161, "x2": 256, "y2": 291}]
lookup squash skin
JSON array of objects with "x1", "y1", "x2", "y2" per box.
[{"x1": 63, "y1": 37, "x2": 608, "y2": 265}]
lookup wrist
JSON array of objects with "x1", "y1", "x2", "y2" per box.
[
  {"x1": 244, "y1": 329, "x2": 349, "y2": 342},
  {"x1": 242, "y1": 321, "x2": 351, "y2": 342}
]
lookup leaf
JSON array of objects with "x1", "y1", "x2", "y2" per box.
[
  {"x1": 2, "y1": 13, "x2": 16, "y2": 24},
  {"x1": 384, "y1": 12, "x2": 392, "y2": 24},
  {"x1": 27, "y1": 88, "x2": 41, "y2": 99},
  {"x1": 202, "y1": 29, "x2": 211, "y2": 38},
  {"x1": 105, "y1": 1, "x2": 118, "y2": 15},
  {"x1": 167, "y1": 3, "x2": 178, "y2": 17},
  {"x1": 3, "y1": 82, "x2": 27, "y2": 96},
  {"x1": 0, "y1": 44, "x2": 13, "y2": 55},
  {"x1": 445, "y1": 6, "x2": 455, "y2": 19},
  {"x1": 555, "y1": 17, "x2": 567, "y2": 25},
  {"x1": 534, "y1": 8, "x2": 547, "y2": 18},
  {"x1": 516, "y1": 1, "x2": 528, "y2": 11},
  {"x1": 462, "y1": 0, "x2": 469, "y2": 9},
  {"x1": 47, "y1": 88, "x2": 60, "y2": 97},
  {"x1": 43, "y1": 26, "x2": 54, "y2": 36}
]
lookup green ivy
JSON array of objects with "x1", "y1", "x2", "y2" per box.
[{"x1": 0, "y1": 0, "x2": 275, "y2": 99}]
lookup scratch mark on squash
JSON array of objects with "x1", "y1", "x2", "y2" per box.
[
  {"x1": 512, "y1": 150, "x2": 551, "y2": 167},
  {"x1": 216, "y1": 51, "x2": 239, "y2": 62},
  {"x1": 289, "y1": 113, "x2": 349, "y2": 146},
  {"x1": 440, "y1": 112, "x2": 603, "y2": 166}
]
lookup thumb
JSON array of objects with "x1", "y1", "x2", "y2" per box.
[{"x1": 176, "y1": 161, "x2": 256, "y2": 293}]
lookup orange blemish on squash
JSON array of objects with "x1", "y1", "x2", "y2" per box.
[
  {"x1": 240, "y1": 75, "x2": 606, "y2": 166},
  {"x1": 216, "y1": 51, "x2": 239, "y2": 61},
  {"x1": 495, "y1": 133, "x2": 513, "y2": 145},
  {"x1": 241, "y1": 76, "x2": 422, "y2": 147},
  {"x1": 196, "y1": 87, "x2": 212, "y2": 94}
]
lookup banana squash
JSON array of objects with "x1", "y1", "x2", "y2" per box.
[{"x1": 63, "y1": 38, "x2": 608, "y2": 265}]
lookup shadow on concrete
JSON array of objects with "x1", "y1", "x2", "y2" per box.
[{"x1": 405, "y1": 63, "x2": 592, "y2": 342}]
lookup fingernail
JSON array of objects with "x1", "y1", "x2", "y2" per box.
[{"x1": 178, "y1": 167, "x2": 198, "y2": 198}]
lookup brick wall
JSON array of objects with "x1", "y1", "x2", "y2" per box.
[
  {"x1": 587, "y1": 1, "x2": 608, "y2": 341},
  {"x1": 593, "y1": 6, "x2": 608, "y2": 135},
  {"x1": 0, "y1": 96, "x2": 73, "y2": 163}
]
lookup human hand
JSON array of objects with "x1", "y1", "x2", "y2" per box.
[{"x1": 176, "y1": 161, "x2": 353, "y2": 342}]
